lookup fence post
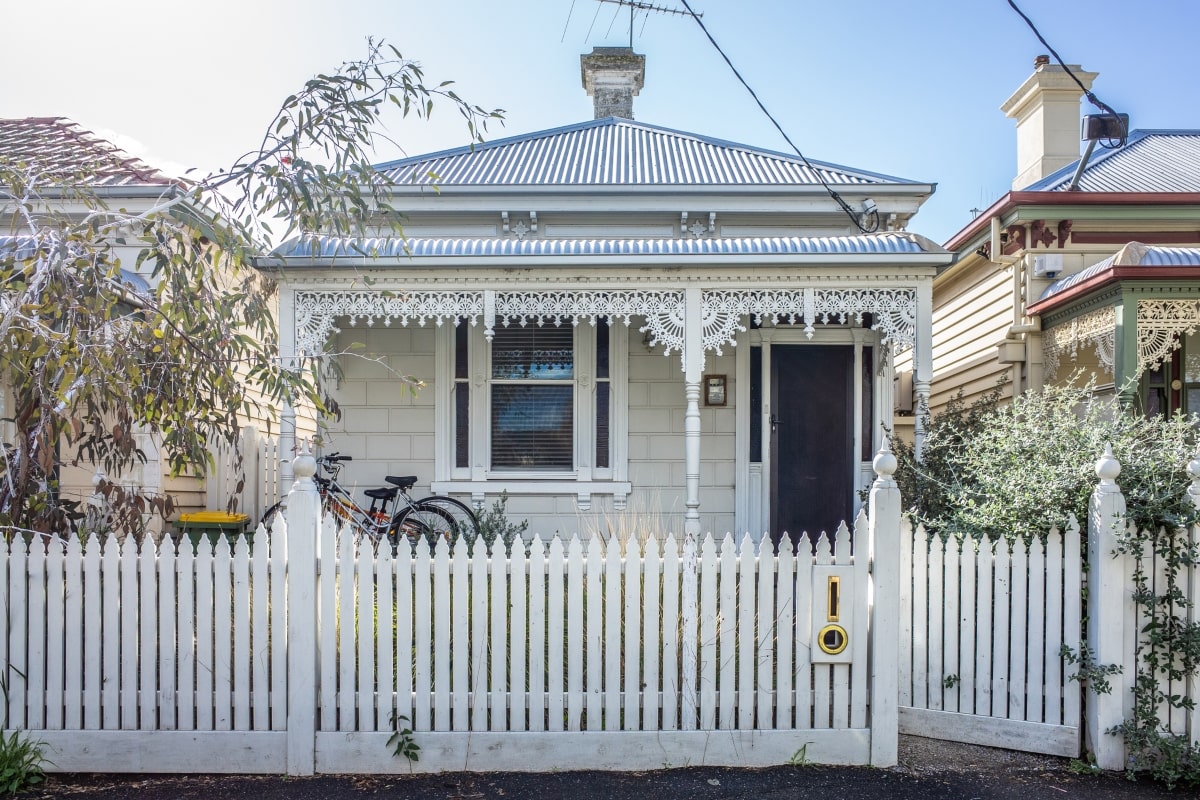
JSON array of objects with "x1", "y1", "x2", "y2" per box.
[
  {"x1": 1087, "y1": 444, "x2": 1128, "y2": 770},
  {"x1": 285, "y1": 445, "x2": 320, "y2": 776},
  {"x1": 869, "y1": 444, "x2": 901, "y2": 767},
  {"x1": 1186, "y1": 449, "x2": 1200, "y2": 751}
]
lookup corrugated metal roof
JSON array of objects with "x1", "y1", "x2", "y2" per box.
[
  {"x1": 374, "y1": 117, "x2": 921, "y2": 188},
  {"x1": 1025, "y1": 130, "x2": 1200, "y2": 193},
  {"x1": 1039, "y1": 243, "x2": 1200, "y2": 299},
  {"x1": 274, "y1": 232, "x2": 942, "y2": 260},
  {"x1": 0, "y1": 117, "x2": 176, "y2": 188}
]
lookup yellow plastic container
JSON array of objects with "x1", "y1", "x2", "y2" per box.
[{"x1": 179, "y1": 511, "x2": 251, "y2": 552}]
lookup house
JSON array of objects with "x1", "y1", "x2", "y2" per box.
[
  {"x1": 918, "y1": 56, "x2": 1200, "y2": 419},
  {"x1": 262, "y1": 48, "x2": 951, "y2": 541},
  {"x1": 0, "y1": 117, "x2": 280, "y2": 529}
]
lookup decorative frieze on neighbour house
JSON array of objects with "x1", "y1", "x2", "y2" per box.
[
  {"x1": 1042, "y1": 307, "x2": 1116, "y2": 380},
  {"x1": 1136, "y1": 299, "x2": 1200, "y2": 375}
]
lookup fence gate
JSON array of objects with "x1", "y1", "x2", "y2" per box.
[{"x1": 897, "y1": 517, "x2": 1083, "y2": 757}]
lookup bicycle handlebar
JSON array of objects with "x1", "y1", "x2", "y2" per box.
[{"x1": 320, "y1": 453, "x2": 353, "y2": 463}]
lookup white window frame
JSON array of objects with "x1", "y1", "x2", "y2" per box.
[{"x1": 433, "y1": 318, "x2": 630, "y2": 507}]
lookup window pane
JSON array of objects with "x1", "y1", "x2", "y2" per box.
[
  {"x1": 596, "y1": 318, "x2": 610, "y2": 379},
  {"x1": 491, "y1": 384, "x2": 574, "y2": 470},
  {"x1": 454, "y1": 322, "x2": 468, "y2": 379},
  {"x1": 492, "y1": 326, "x2": 574, "y2": 380},
  {"x1": 596, "y1": 383, "x2": 610, "y2": 469},
  {"x1": 861, "y1": 346, "x2": 874, "y2": 461},
  {"x1": 750, "y1": 347, "x2": 762, "y2": 462},
  {"x1": 455, "y1": 386, "x2": 469, "y2": 468},
  {"x1": 1187, "y1": 332, "x2": 1200, "y2": 383}
]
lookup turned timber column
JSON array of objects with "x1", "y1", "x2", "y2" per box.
[
  {"x1": 278, "y1": 284, "x2": 298, "y2": 495},
  {"x1": 913, "y1": 279, "x2": 933, "y2": 460},
  {"x1": 683, "y1": 287, "x2": 704, "y2": 536}
]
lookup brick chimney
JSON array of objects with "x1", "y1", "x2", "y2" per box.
[
  {"x1": 1001, "y1": 55, "x2": 1098, "y2": 190},
  {"x1": 580, "y1": 47, "x2": 645, "y2": 120}
]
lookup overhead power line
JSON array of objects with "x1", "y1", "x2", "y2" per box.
[{"x1": 675, "y1": 0, "x2": 879, "y2": 233}]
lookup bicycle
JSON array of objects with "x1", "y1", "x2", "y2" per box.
[{"x1": 259, "y1": 453, "x2": 479, "y2": 547}]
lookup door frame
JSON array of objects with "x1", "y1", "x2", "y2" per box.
[{"x1": 735, "y1": 326, "x2": 892, "y2": 540}]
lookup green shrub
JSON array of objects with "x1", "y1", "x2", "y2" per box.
[
  {"x1": 894, "y1": 380, "x2": 1199, "y2": 541},
  {"x1": 0, "y1": 730, "x2": 45, "y2": 796}
]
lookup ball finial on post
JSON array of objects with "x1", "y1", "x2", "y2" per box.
[
  {"x1": 1095, "y1": 443, "x2": 1121, "y2": 490},
  {"x1": 873, "y1": 442, "x2": 898, "y2": 488},
  {"x1": 292, "y1": 440, "x2": 318, "y2": 489}
]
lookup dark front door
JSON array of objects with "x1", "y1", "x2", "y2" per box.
[{"x1": 770, "y1": 345, "x2": 853, "y2": 543}]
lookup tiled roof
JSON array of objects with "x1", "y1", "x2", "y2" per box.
[
  {"x1": 374, "y1": 117, "x2": 923, "y2": 188},
  {"x1": 1039, "y1": 243, "x2": 1200, "y2": 300},
  {"x1": 273, "y1": 232, "x2": 945, "y2": 260},
  {"x1": 1025, "y1": 130, "x2": 1200, "y2": 193},
  {"x1": 0, "y1": 117, "x2": 174, "y2": 187}
]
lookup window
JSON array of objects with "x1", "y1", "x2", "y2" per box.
[
  {"x1": 490, "y1": 326, "x2": 575, "y2": 470},
  {"x1": 446, "y1": 317, "x2": 619, "y2": 482}
]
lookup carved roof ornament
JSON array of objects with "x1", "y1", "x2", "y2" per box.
[
  {"x1": 1137, "y1": 299, "x2": 1200, "y2": 375},
  {"x1": 1057, "y1": 220, "x2": 1073, "y2": 248},
  {"x1": 1030, "y1": 219, "x2": 1056, "y2": 248},
  {"x1": 1004, "y1": 224, "x2": 1027, "y2": 255},
  {"x1": 1042, "y1": 307, "x2": 1116, "y2": 380}
]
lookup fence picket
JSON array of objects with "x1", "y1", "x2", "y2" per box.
[
  {"x1": 447, "y1": 539, "x2": 466, "y2": 730},
  {"x1": 1062, "y1": 519, "x2": 1083, "y2": 735},
  {"x1": 623, "y1": 538, "x2": 642, "y2": 731},
  {"x1": 737, "y1": 534, "x2": 756, "y2": 730},
  {"x1": 157, "y1": 539, "x2": 177, "y2": 733},
  {"x1": 510, "y1": 539, "x2": 527, "y2": 732},
  {"x1": 957, "y1": 537, "x2": 976, "y2": 715},
  {"x1": 643, "y1": 537, "x2": 661, "y2": 732},
  {"x1": 699, "y1": 534, "x2": 719, "y2": 730},
  {"x1": 585, "y1": 536, "x2": 603, "y2": 731},
  {"x1": 1008, "y1": 538, "x2": 1028, "y2": 721},
  {"x1": 991, "y1": 540, "x2": 1011, "y2": 720},
  {"x1": 213, "y1": 539, "x2": 234, "y2": 732},
  {"x1": 661, "y1": 535, "x2": 680, "y2": 731},
  {"x1": 926, "y1": 533, "x2": 943, "y2": 712},
  {"x1": 941, "y1": 536, "x2": 960, "y2": 714},
  {"x1": 717, "y1": 534, "x2": 736, "y2": 729},
  {"x1": 899, "y1": 519, "x2": 914, "y2": 709},
  {"x1": 233, "y1": 538, "x2": 252, "y2": 731},
  {"x1": 1026, "y1": 537, "x2": 1046, "y2": 724},
  {"x1": 470, "y1": 541, "x2": 489, "y2": 732},
  {"x1": 1044, "y1": 529, "x2": 1064, "y2": 726},
  {"x1": 794, "y1": 535, "x2": 813, "y2": 728},
  {"x1": 176, "y1": 539, "x2": 196, "y2": 731},
  {"x1": 268, "y1": 520, "x2": 287, "y2": 732},
  {"x1": 528, "y1": 538, "x2": 548, "y2": 733},
  {"x1": 377, "y1": 544, "x2": 395, "y2": 733},
  {"x1": 832, "y1": 523, "x2": 851, "y2": 729},
  {"x1": 564, "y1": 537, "x2": 582, "y2": 732},
  {"x1": 355, "y1": 543, "x2": 375, "y2": 731},
  {"x1": 193, "y1": 540, "x2": 214, "y2": 731},
  {"x1": 335, "y1": 533, "x2": 355, "y2": 732},
  {"x1": 490, "y1": 542, "x2": 509, "y2": 732},
  {"x1": 26, "y1": 542, "x2": 46, "y2": 731},
  {"x1": 756, "y1": 534, "x2": 775, "y2": 729},
  {"x1": 64, "y1": 538, "x2": 83, "y2": 730},
  {"x1": 604, "y1": 538, "x2": 622, "y2": 731},
  {"x1": 680, "y1": 533, "x2": 698, "y2": 731},
  {"x1": 774, "y1": 539, "x2": 795, "y2": 729},
  {"x1": 1189, "y1": 524, "x2": 1199, "y2": 745},
  {"x1": 973, "y1": 541, "x2": 993, "y2": 718},
  {"x1": 432, "y1": 537, "x2": 451, "y2": 734},
  {"x1": 851, "y1": 514, "x2": 871, "y2": 729},
  {"x1": 248, "y1": 532, "x2": 267, "y2": 732},
  {"x1": 414, "y1": 540, "x2": 435, "y2": 731},
  {"x1": 317, "y1": 521, "x2": 337, "y2": 732},
  {"x1": 0, "y1": 538, "x2": 9, "y2": 729}
]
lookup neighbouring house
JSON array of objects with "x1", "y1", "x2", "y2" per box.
[
  {"x1": 914, "y1": 56, "x2": 1200, "y2": 423},
  {"x1": 0, "y1": 117, "x2": 280, "y2": 529},
  {"x1": 261, "y1": 48, "x2": 951, "y2": 541}
]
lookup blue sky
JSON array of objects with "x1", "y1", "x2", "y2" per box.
[{"x1": 3, "y1": 0, "x2": 1198, "y2": 242}]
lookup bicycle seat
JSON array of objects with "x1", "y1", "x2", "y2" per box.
[
  {"x1": 385, "y1": 475, "x2": 418, "y2": 490},
  {"x1": 364, "y1": 487, "x2": 398, "y2": 501}
]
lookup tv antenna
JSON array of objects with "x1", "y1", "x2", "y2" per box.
[{"x1": 592, "y1": 0, "x2": 699, "y2": 48}]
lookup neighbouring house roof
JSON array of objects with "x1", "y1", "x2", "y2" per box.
[
  {"x1": 0, "y1": 117, "x2": 175, "y2": 188},
  {"x1": 273, "y1": 232, "x2": 947, "y2": 262},
  {"x1": 1029, "y1": 242, "x2": 1200, "y2": 313},
  {"x1": 1025, "y1": 130, "x2": 1200, "y2": 193},
  {"x1": 0, "y1": 234, "x2": 152, "y2": 294},
  {"x1": 373, "y1": 117, "x2": 925, "y2": 189}
]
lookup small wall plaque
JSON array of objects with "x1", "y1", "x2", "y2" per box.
[{"x1": 704, "y1": 374, "x2": 727, "y2": 407}]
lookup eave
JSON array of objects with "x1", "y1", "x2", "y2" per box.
[{"x1": 1028, "y1": 266, "x2": 1200, "y2": 315}]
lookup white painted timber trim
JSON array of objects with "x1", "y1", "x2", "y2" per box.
[
  {"x1": 315, "y1": 730, "x2": 871, "y2": 772},
  {"x1": 431, "y1": 481, "x2": 632, "y2": 496},
  {"x1": 26, "y1": 731, "x2": 286, "y2": 773},
  {"x1": 897, "y1": 708, "x2": 1080, "y2": 758}
]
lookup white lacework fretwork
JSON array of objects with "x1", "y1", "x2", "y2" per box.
[
  {"x1": 701, "y1": 288, "x2": 917, "y2": 354},
  {"x1": 1137, "y1": 299, "x2": 1200, "y2": 375},
  {"x1": 1042, "y1": 307, "x2": 1117, "y2": 381},
  {"x1": 295, "y1": 291, "x2": 485, "y2": 355}
]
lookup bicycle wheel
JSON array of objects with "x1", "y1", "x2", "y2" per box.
[
  {"x1": 390, "y1": 501, "x2": 471, "y2": 548},
  {"x1": 387, "y1": 507, "x2": 442, "y2": 549},
  {"x1": 414, "y1": 495, "x2": 480, "y2": 539},
  {"x1": 259, "y1": 501, "x2": 286, "y2": 533}
]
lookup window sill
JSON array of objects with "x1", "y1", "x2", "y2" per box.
[{"x1": 431, "y1": 480, "x2": 632, "y2": 511}]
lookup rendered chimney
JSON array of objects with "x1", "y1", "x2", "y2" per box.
[
  {"x1": 580, "y1": 47, "x2": 646, "y2": 120},
  {"x1": 1001, "y1": 55, "x2": 1098, "y2": 190}
]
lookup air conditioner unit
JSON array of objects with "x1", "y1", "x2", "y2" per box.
[{"x1": 1033, "y1": 253, "x2": 1063, "y2": 279}]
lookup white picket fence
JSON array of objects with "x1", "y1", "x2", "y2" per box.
[
  {"x1": 897, "y1": 520, "x2": 1083, "y2": 756},
  {"x1": 205, "y1": 424, "x2": 282, "y2": 522},
  {"x1": 0, "y1": 457, "x2": 904, "y2": 774}
]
